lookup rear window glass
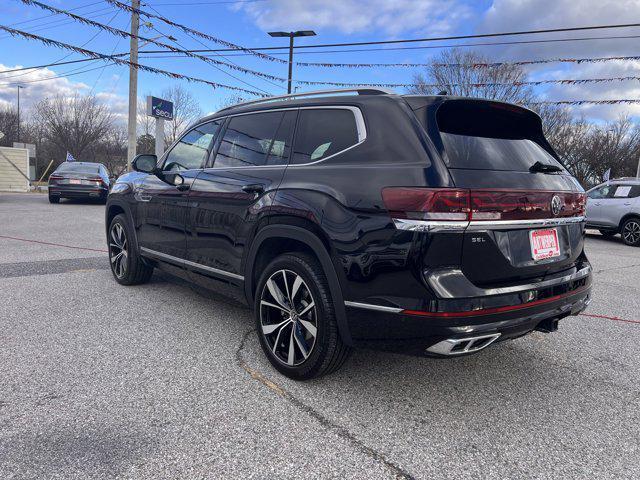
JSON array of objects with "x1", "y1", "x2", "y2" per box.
[
  {"x1": 55, "y1": 163, "x2": 100, "y2": 174},
  {"x1": 291, "y1": 109, "x2": 359, "y2": 164},
  {"x1": 436, "y1": 101, "x2": 564, "y2": 172}
]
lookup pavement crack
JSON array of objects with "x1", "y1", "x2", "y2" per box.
[{"x1": 235, "y1": 328, "x2": 416, "y2": 480}]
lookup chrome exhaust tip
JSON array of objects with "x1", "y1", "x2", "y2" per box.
[{"x1": 426, "y1": 333, "x2": 501, "y2": 355}]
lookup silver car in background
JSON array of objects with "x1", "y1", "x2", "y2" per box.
[{"x1": 586, "y1": 178, "x2": 640, "y2": 246}]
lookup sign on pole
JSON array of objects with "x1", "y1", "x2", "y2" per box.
[
  {"x1": 603, "y1": 168, "x2": 611, "y2": 182},
  {"x1": 146, "y1": 96, "x2": 174, "y2": 120},
  {"x1": 146, "y1": 96, "x2": 173, "y2": 159}
]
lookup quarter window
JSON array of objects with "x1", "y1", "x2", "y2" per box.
[
  {"x1": 291, "y1": 109, "x2": 360, "y2": 164},
  {"x1": 214, "y1": 111, "x2": 296, "y2": 168},
  {"x1": 162, "y1": 121, "x2": 221, "y2": 172}
]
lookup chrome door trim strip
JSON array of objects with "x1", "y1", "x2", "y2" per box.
[
  {"x1": 140, "y1": 247, "x2": 244, "y2": 281},
  {"x1": 344, "y1": 300, "x2": 403, "y2": 313},
  {"x1": 467, "y1": 216, "x2": 585, "y2": 230},
  {"x1": 392, "y1": 218, "x2": 469, "y2": 232},
  {"x1": 425, "y1": 265, "x2": 592, "y2": 299}
]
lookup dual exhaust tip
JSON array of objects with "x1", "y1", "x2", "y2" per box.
[{"x1": 426, "y1": 333, "x2": 501, "y2": 355}]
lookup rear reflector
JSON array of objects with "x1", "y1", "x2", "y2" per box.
[{"x1": 382, "y1": 187, "x2": 586, "y2": 222}]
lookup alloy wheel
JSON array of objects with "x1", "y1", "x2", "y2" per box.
[
  {"x1": 259, "y1": 269, "x2": 318, "y2": 366},
  {"x1": 109, "y1": 222, "x2": 128, "y2": 278},
  {"x1": 623, "y1": 220, "x2": 640, "y2": 245}
]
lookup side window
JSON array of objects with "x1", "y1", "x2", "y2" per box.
[
  {"x1": 589, "y1": 185, "x2": 614, "y2": 199},
  {"x1": 291, "y1": 109, "x2": 360, "y2": 165},
  {"x1": 629, "y1": 185, "x2": 640, "y2": 198},
  {"x1": 612, "y1": 184, "x2": 638, "y2": 198},
  {"x1": 214, "y1": 111, "x2": 295, "y2": 168},
  {"x1": 162, "y1": 121, "x2": 221, "y2": 172}
]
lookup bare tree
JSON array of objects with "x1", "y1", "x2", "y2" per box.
[
  {"x1": 33, "y1": 94, "x2": 115, "y2": 166},
  {"x1": 408, "y1": 49, "x2": 535, "y2": 105},
  {"x1": 137, "y1": 97, "x2": 154, "y2": 138},
  {"x1": 0, "y1": 106, "x2": 19, "y2": 147},
  {"x1": 160, "y1": 85, "x2": 203, "y2": 145}
]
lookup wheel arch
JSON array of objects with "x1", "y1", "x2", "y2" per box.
[
  {"x1": 245, "y1": 223, "x2": 353, "y2": 346},
  {"x1": 619, "y1": 213, "x2": 640, "y2": 231}
]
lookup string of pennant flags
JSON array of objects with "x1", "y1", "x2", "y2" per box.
[
  {"x1": 20, "y1": 0, "x2": 286, "y2": 83},
  {"x1": 296, "y1": 76, "x2": 640, "y2": 88},
  {"x1": 529, "y1": 99, "x2": 640, "y2": 105},
  {"x1": 104, "y1": 0, "x2": 286, "y2": 64},
  {"x1": 295, "y1": 55, "x2": 640, "y2": 69},
  {"x1": 0, "y1": 24, "x2": 266, "y2": 96}
]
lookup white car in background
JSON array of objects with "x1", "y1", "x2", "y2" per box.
[{"x1": 586, "y1": 178, "x2": 640, "y2": 246}]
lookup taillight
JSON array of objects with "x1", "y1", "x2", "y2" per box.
[
  {"x1": 49, "y1": 174, "x2": 62, "y2": 182},
  {"x1": 382, "y1": 188, "x2": 586, "y2": 222},
  {"x1": 381, "y1": 188, "x2": 469, "y2": 221}
]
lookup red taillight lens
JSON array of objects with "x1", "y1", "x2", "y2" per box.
[
  {"x1": 383, "y1": 188, "x2": 586, "y2": 222},
  {"x1": 49, "y1": 175, "x2": 62, "y2": 182},
  {"x1": 381, "y1": 188, "x2": 469, "y2": 221},
  {"x1": 470, "y1": 191, "x2": 586, "y2": 220}
]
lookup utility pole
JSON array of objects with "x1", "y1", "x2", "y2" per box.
[
  {"x1": 16, "y1": 85, "x2": 23, "y2": 143},
  {"x1": 126, "y1": 0, "x2": 141, "y2": 171},
  {"x1": 268, "y1": 30, "x2": 316, "y2": 94}
]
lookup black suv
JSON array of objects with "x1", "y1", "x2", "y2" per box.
[{"x1": 106, "y1": 89, "x2": 592, "y2": 380}]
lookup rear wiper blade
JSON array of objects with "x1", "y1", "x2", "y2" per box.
[{"x1": 529, "y1": 161, "x2": 562, "y2": 173}]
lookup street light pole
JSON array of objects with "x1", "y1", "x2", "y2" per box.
[
  {"x1": 16, "y1": 85, "x2": 23, "y2": 143},
  {"x1": 268, "y1": 30, "x2": 316, "y2": 94}
]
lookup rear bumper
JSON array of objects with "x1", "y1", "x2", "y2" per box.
[
  {"x1": 49, "y1": 186, "x2": 107, "y2": 198},
  {"x1": 344, "y1": 271, "x2": 592, "y2": 355}
]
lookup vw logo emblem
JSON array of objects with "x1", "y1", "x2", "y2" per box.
[{"x1": 551, "y1": 195, "x2": 562, "y2": 216}]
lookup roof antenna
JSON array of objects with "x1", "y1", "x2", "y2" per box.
[{"x1": 437, "y1": 90, "x2": 448, "y2": 96}]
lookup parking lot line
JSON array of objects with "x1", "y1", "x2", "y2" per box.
[{"x1": 0, "y1": 234, "x2": 108, "y2": 253}]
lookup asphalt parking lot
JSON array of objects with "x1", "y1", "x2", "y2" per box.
[{"x1": 1, "y1": 192, "x2": 639, "y2": 479}]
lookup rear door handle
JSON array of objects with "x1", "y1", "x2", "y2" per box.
[
  {"x1": 594, "y1": 202, "x2": 601, "y2": 206},
  {"x1": 624, "y1": 202, "x2": 632, "y2": 206},
  {"x1": 242, "y1": 184, "x2": 265, "y2": 195}
]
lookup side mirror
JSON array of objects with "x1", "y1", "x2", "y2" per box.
[{"x1": 132, "y1": 154, "x2": 158, "y2": 173}]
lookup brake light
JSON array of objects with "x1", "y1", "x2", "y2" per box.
[
  {"x1": 381, "y1": 188, "x2": 469, "y2": 221},
  {"x1": 49, "y1": 174, "x2": 62, "y2": 181},
  {"x1": 382, "y1": 188, "x2": 586, "y2": 221}
]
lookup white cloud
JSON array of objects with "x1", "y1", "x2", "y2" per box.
[
  {"x1": 0, "y1": 64, "x2": 127, "y2": 121},
  {"x1": 236, "y1": 0, "x2": 471, "y2": 36}
]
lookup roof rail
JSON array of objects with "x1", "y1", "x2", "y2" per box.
[
  {"x1": 611, "y1": 176, "x2": 640, "y2": 182},
  {"x1": 218, "y1": 87, "x2": 396, "y2": 112}
]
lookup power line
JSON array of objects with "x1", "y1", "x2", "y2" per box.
[
  {"x1": 105, "y1": 0, "x2": 286, "y2": 64},
  {"x1": 138, "y1": 33, "x2": 640, "y2": 56},
  {"x1": 8, "y1": 0, "x2": 103, "y2": 27},
  {"x1": 0, "y1": 24, "x2": 265, "y2": 96},
  {"x1": 295, "y1": 55, "x2": 640, "y2": 69},
  {"x1": 150, "y1": 0, "x2": 267, "y2": 4},
  {"x1": 294, "y1": 76, "x2": 640, "y2": 89},
  {"x1": 20, "y1": 0, "x2": 286, "y2": 84}
]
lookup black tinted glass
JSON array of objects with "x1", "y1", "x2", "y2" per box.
[
  {"x1": 163, "y1": 121, "x2": 221, "y2": 172},
  {"x1": 215, "y1": 111, "x2": 294, "y2": 168},
  {"x1": 440, "y1": 133, "x2": 564, "y2": 172},
  {"x1": 292, "y1": 109, "x2": 359, "y2": 165},
  {"x1": 56, "y1": 163, "x2": 100, "y2": 174}
]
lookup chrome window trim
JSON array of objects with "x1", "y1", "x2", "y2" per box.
[
  {"x1": 344, "y1": 301, "x2": 403, "y2": 313},
  {"x1": 140, "y1": 247, "x2": 244, "y2": 281},
  {"x1": 425, "y1": 265, "x2": 592, "y2": 299},
  {"x1": 199, "y1": 105, "x2": 366, "y2": 170}
]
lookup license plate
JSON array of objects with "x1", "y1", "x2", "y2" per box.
[
  {"x1": 69, "y1": 179, "x2": 81, "y2": 184},
  {"x1": 530, "y1": 228, "x2": 560, "y2": 261}
]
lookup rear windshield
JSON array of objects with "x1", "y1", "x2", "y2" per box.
[
  {"x1": 436, "y1": 100, "x2": 564, "y2": 172},
  {"x1": 55, "y1": 163, "x2": 100, "y2": 174}
]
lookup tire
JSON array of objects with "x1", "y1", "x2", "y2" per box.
[
  {"x1": 48, "y1": 195, "x2": 59, "y2": 204},
  {"x1": 599, "y1": 229, "x2": 616, "y2": 237},
  {"x1": 254, "y1": 252, "x2": 351, "y2": 380},
  {"x1": 621, "y1": 218, "x2": 640, "y2": 247},
  {"x1": 108, "y1": 213, "x2": 154, "y2": 285}
]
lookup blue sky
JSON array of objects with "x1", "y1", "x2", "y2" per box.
[{"x1": 1, "y1": 0, "x2": 639, "y2": 123}]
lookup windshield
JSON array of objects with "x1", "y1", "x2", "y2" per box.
[
  {"x1": 56, "y1": 163, "x2": 100, "y2": 174},
  {"x1": 440, "y1": 133, "x2": 564, "y2": 172}
]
